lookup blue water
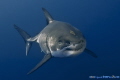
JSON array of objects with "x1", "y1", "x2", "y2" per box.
[{"x1": 0, "y1": 0, "x2": 120, "y2": 80}]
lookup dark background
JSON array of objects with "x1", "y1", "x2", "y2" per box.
[{"x1": 0, "y1": 0, "x2": 120, "y2": 80}]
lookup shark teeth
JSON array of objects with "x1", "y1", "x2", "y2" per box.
[
  {"x1": 65, "y1": 48, "x2": 80, "y2": 51},
  {"x1": 65, "y1": 45, "x2": 83, "y2": 51}
]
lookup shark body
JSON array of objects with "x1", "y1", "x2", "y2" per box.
[{"x1": 14, "y1": 8, "x2": 97, "y2": 74}]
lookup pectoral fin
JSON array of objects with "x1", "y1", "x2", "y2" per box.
[
  {"x1": 84, "y1": 48, "x2": 98, "y2": 58},
  {"x1": 27, "y1": 54, "x2": 51, "y2": 74}
]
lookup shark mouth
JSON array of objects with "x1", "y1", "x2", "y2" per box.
[
  {"x1": 50, "y1": 44, "x2": 84, "y2": 57},
  {"x1": 65, "y1": 48, "x2": 80, "y2": 51},
  {"x1": 65, "y1": 44, "x2": 83, "y2": 51}
]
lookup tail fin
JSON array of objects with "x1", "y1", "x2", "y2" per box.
[{"x1": 14, "y1": 24, "x2": 32, "y2": 56}]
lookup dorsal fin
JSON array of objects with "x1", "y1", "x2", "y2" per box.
[{"x1": 42, "y1": 8, "x2": 54, "y2": 25}]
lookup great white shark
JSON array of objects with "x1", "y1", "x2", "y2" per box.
[{"x1": 14, "y1": 8, "x2": 97, "y2": 74}]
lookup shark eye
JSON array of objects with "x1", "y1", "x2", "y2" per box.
[
  {"x1": 78, "y1": 40, "x2": 84, "y2": 44},
  {"x1": 58, "y1": 40, "x2": 63, "y2": 45},
  {"x1": 81, "y1": 40, "x2": 84, "y2": 42},
  {"x1": 65, "y1": 41, "x2": 70, "y2": 45}
]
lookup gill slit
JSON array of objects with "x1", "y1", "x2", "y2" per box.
[{"x1": 46, "y1": 35, "x2": 52, "y2": 54}]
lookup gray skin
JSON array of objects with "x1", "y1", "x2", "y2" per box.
[
  {"x1": 38, "y1": 20, "x2": 86, "y2": 57},
  {"x1": 14, "y1": 8, "x2": 97, "y2": 75}
]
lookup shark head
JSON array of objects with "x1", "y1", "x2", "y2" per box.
[{"x1": 47, "y1": 22, "x2": 86, "y2": 57}]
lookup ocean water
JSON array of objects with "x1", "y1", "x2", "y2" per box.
[{"x1": 0, "y1": 0, "x2": 120, "y2": 80}]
